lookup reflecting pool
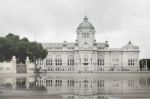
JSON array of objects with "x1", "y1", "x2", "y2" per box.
[{"x1": 0, "y1": 73, "x2": 150, "y2": 99}]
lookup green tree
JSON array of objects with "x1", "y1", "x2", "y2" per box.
[{"x1": 0, "y1": 33, "x2": 48, "y2": 63}]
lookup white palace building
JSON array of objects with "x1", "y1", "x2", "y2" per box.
[{"x1": 36, "y1": 16, "x2": 140, "y2": 73}]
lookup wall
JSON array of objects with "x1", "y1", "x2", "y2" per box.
[
  {"x1": 0, "y1": 56, "x2": 35, "y2": 74},
  {"x1": 0, "y1": 62, "x2": 14, "y2": 73}
]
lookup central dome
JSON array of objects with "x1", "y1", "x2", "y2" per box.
[
  {"x1": 76, "y1": 16, "x2": 96, "y2": 43},
  {"x1": 77, "y1": 16, "x2": 95, "y2": 31}
]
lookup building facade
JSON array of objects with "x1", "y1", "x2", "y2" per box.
[{"x1": 36, "y1": 16, "x2": 140, "y2": 72}]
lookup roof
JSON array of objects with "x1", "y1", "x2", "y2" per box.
[
  {"x1": 122, "y1": 41, "x2": 139, "y2": 49},
  {"x1": 77, "y1": 16, "x2": 95, "y2": 31}
]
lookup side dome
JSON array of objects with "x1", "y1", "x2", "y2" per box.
[{"x1": 77, "y1": 16, "x2": 95, "y2": 31}]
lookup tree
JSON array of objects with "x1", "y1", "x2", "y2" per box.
[{"x1": 0, "y1": 33, "x2": 48, "y2": 63}]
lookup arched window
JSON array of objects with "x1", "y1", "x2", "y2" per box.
[
  {"x1": 55, "y1": 55, "x2": 62, "y2": 66},
  {"x1": 84, "y1": 55, "x2": 88, "y2": 63},
  {"x1": 83, "y1": 55, "x2": 88, "y2": 65},
  {"x1": 46, "y1": 55, "x2": 53, "y2": 66},
  {"x1": 98, "y1": 55, "x2": 104, "y2": 66},
  {"x1": 128, "y1": 55, "x2": 135, "y2": 66},
  {"x1": 68, "y1": 55, "x2": 74, "y2": 66},
  {"x1": 113, "y1": 55, "x2": 119, "y2": 66}
]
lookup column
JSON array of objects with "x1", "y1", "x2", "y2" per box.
[
  {"x1": 26, "y1": 56, "x2": 30, "y2": 73},
  {"x1": 11, "y1": 56, "x2": 16, "y2": 73}
]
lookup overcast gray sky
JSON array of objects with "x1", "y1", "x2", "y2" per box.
[{"x1": 0, "y1": 0, "x2": 150, "y2": 58}]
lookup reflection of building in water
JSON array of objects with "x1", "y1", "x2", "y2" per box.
[
  {"x1": 1, "y1": 74, "x2": 150, "y2": 96},
  {"x1": 36, "y1": 16, "x2": 140, "y2": 73},
  {"x1": 29, "y1": 75, "x2": 150, "y2": 95}
]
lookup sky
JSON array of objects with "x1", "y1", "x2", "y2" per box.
[{"x1": 0, "y1": 0, "x2": 150, "y2": 58}]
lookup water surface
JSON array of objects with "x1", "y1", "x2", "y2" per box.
[{"x1": 0, "y1": 73, "x2": 150, "y2": 99}]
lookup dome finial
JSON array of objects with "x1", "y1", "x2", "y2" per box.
[
  {"x1": 128, "y1": 41, "x2": 132, "y2": 44},
  {"x1": 83, "y1": 16, "x2": 88, "y2": 21}
]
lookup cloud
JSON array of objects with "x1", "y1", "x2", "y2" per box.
[{"x1": 0, "y1": 0, "x2": 150, "y2": 58}]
